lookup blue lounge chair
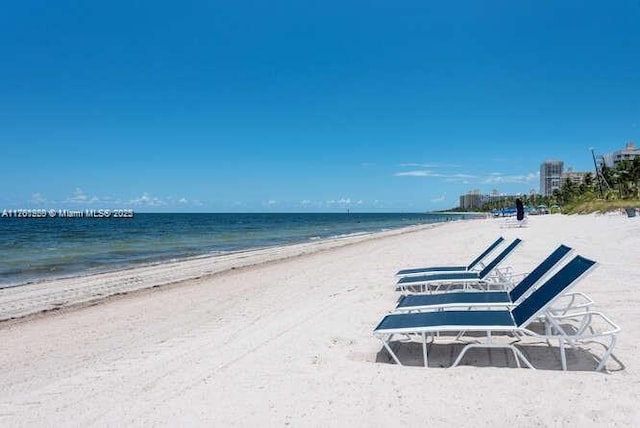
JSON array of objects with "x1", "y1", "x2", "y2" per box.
[
  {"x1": 394, "y1": 244, "x2": 583, "y2": 312},
  {"x1": 395, "y1": 239, "x2": 522, "y2": 293},
  {"x1": 375, "y1": 255, "x2": 620, "y2": 371},
  {"x1": 396, "y1": 237, "x2": 505, "y2": 278}
]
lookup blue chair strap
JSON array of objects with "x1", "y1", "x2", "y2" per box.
[
  {"x1": 478, "y1": 238, "x2": 522, "y2": 279},
  {"x1": 466, "y1": 237, "x2": 505, "y2": 270}
]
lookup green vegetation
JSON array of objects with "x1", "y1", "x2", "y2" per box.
[
  {"x1": 555, "y1": 158, "x2": 640, "y2": 214},
  {"x1": 452, "y1": 157, "x2": 640, "y2": 215}
]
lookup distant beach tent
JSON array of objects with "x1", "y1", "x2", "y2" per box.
[
  {"x1": 537, "y1": 204, "x2": 550, "y2": 214},
  {"x1": 491, "y1": 207, "x2": 516, "y2": 217}
]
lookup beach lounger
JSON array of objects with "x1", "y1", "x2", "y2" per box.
[
  {"x1": 375, "y1": 255, "x2": 620, "y2": 371},
  {"x1": 500, "y1": 216, "x2": 529, "y2": 229},
  {"x1": 395, "y1": 238, "x2": 522, "y2": 293},
  {"x1": 395, "y1": 237, "x2": 505, "y2": 278},
  {"x1": 393, "y1": 244, "x2": 592, "y2": 314}
]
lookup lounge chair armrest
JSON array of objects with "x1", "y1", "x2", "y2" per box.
[
  {"x1": 509, "y1": 272, "x2": 530, "y2": 283},
  {"x1": 479, "y1": 278, "x2": 511, "y2": 291},
  {"x1": 545, "y1": 310, "x2": 621, "y2": 337},
  {"x1": 487, "y1": 269, "x2": 525, "y2": 280},
  {"x1": 548, "y1": 292, "x2": 594, "y2": 316},
  {"x1": 495, "y1": 266, "x2": 514, "y2": 276},
  {"x1": 488, "y1": 266, "x2": 518, "y2": 284}
]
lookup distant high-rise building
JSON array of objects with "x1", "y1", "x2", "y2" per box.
[
  {"x1": 540, "y1": 160, "x2": 564, "y2": 196},
  {"x1": 459, "y1": 190, "x2": 483, "y2": 210},
  {"x1": 562, "y1": 168, "x2": 588, "y2": 185},
  {"x1": 600, "y1": 142, "x2": 640, "y2": 168}
]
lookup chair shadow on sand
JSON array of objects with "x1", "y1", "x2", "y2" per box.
[{"x1": 375, "y1": 324, "x2": 625, "y2": 372}]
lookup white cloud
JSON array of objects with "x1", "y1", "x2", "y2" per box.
[
  {"x1": 164, "y1": 196, "x2": 195, "y2": 206},
  {"x1": 396, "y1": 163, "x2": 538, "y2": 185},
  {"x1": 67, "y1": 188, "x2": 88, "y2": 203},
  {"x1": 31, "y1": 192, "x2": 47, "y2": 204},
  {"x1": 399, "y1": 163, "x2": 460, "y2": 168},
  {"x1": 65, "y1": 188, "x2": 102, "y2": 204},
  {"x1": 395, "y1": 170, "x2": 442, "y2": 177},
  {"x1": 443, "y1": 173, "x2": 476, "y2": 184},
  {"x1": 326, "y1": 198, "x2": 352, "y2": 206},
  {"x1": 482, "y1": 172, "x2": 538, "y2": 184},
  {"x1": 395, "y1": 170, "x2": 476, "y2": 180},
  {"x1": 296, "y1": 198, "x2": 367, "y2": 209},
  {"x1": 298, "y1": 199, "x2": 323, "y2": 209},
  {"x1": 129, "y1": 192, "x2": 166, "y2": 207}
]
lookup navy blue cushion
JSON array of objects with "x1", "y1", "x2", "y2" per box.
[
  {"x1": 375, "y1": 310, "x2": 515, "y2": 333},
  {"x1": 397, "y1": 266, "x2": 467, "y2": 275},
  {"x1": 511, "y1": 255, "x2": 596, "y2": 326},
  {"x1": 478, "y1": 238, "x2": 521, "y2": 278},
  {"x1": 397, "y1": 271, "x2": 479, "y2": 285},
  {"x1": 509, "y1": 244, "x2": 572, "y2": 302},
  {"x1": 396, "y1": 292, "x2": 510, "y2": 308}
]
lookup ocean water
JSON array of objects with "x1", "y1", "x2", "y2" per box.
[{"x1": 0, "y1": 212, "x2": 481, "y2": 288}]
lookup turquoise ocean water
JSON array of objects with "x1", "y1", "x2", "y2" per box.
[{"x1": 0, "y1": 212, "x2": 481, "y2": 288}]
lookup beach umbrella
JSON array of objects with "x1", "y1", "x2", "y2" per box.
[{"x1": 516, "y1": 199, "x2": 525, "y2": 221}]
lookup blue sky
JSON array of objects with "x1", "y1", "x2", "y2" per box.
[{"x1": 1, "y1": 1, "x2": 639, "y2": 212}]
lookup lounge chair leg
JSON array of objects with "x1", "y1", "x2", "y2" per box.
[
  {"x1": 455, "y1": 330, "x2": 467, "y2": 341},
  {"x1": 451, "y1": 343, "x2": 534, "y2": 369},
  {"x1": 379, "y1": 335, "x2": 403, "y2": 366},
  {"x1": 595, "y1": 335, "x2": 617, "y2": 372},
  {"x1": 451, "y1": 344, "x2": 472, "y2": 367},
  {"x1": 512, "y1": 348, "x2": 521, "y2": 368},
  {"x1": 559, "y1": 340, "x2": 567, "y2": 371},
  {"x1": 422, "y1": 332, "x2": 428, "y2": 367},
  {"x1": 510, "y1": 346, "x2": 535, "y2": 370}
]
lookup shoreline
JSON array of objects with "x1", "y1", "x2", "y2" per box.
[
  {"x1": 0, "y1": 221, "x2": 447, "y2": 323},
  {"x1": 1, "y1": 212, "x2": 464, "y2": 290},
  {"x1": 0, "y1": 228, "x2": 393, "y2": 290}
]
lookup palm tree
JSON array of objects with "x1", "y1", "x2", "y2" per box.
[
  {"x1": 583, "y1": 172, "x2": 594, "y2": 188},
  {"x1": 630, "y1": 157, "x2": 640, "y2": 198}
]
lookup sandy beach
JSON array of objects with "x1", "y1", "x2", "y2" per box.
[{"x1": 1, "y1": 213, "x2": 639, "y2": 426}]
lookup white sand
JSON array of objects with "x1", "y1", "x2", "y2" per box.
[{"x1": 0, "y1": 213, "x2": 639, "y2": 426}]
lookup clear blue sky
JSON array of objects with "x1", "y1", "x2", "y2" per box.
[{"x1": 1, "y1": 1, "x2": 638, "y2": 212}]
